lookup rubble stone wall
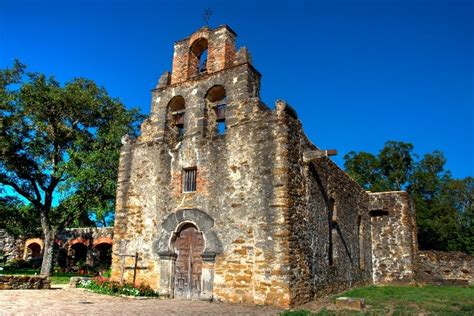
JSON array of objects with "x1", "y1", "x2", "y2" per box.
[
  {"x1": 416, "y1": 250, "x2": 473, "y2": 284},
  {"x1": 282, "y1": 110, "x2": 373, "y2": 304},
  {"x1": 0, "y1": 275, "x2": 50, "y2": 290},
  {"x1": 0, "y1": 229, "x2": 24, "y2": 261},
  {"x1": 369, "y1": 192, "x2": 417, "y2": 283}
]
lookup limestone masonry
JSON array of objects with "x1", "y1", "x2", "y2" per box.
[{"x1": 109, "y1": 25, "x2": 419, "y2": 307}]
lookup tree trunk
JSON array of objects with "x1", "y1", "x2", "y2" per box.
[
  {"x1": 39, "y1": 206, "x2": 55, "y2": 276},
  {"x1": 40, "y1": 228, "x2": 55, "y2": 276}
]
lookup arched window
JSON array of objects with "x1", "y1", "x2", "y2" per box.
[
  {"x1": 189, "y1": 38, "x2": 208, "y2": 77},
  {"x1": 167, "y1": 96, "x2": 186, "y2": 140},
  {"x1": 205, "y1": 85, "x2": 227, "y2": 136}
]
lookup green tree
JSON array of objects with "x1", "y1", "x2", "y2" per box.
[
  {"x1": 0, "y1": 60, "x2": 142, "y2": 275},
  {"x1": 344, "y1": 141, "x2": 473, "y2": 254},
  {"x1": 0, "y1": 192, "x2": 41, "y2": 237}
]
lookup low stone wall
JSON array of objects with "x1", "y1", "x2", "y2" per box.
[
  {"x1": 0, "y1": 275, "x2": 51, "y2": 290},
  {"x1": 416, "y1": 250, "x2": 473, "y2": 285}
]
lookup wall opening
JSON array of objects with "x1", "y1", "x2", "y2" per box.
[
  {"x1": 205, "y1": 85, "x2": 227, "y2": 136},
  {"x1": 94, "y1": 243, "x2": 112, "y2": 269},
  {"x1": 70, "y1": 243, "x2": 88, "y2": 265},
  {"x1": 167, "y1": 96, "x2": 186, "y2": 141},
  {"x1": 26, "y1": 243, "x2": 42, "y2": 259},
  {"x1": 369, "y1": 210, "x2": 389, "y2": 217},
  {"x1": 189, "y1": 38, "x2": 208, "y2": 77},
  {"x1": 182, "y1": 167, "x2": 197, "y2": 193}
]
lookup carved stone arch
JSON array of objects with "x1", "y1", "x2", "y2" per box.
[
  {"x1": 156, "y1": 208, "x2": 222, "y2": 257},
  {"x1": 155, "y1": 208, "x2": 221, "y2": 300}
]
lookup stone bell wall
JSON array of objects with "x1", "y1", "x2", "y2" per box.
[
  {"x1": 111, "y1": 93, "x2": 293, "y2": 306},
  {"x1": 369, "y1": 191, "x2": 417, "y2": 283}
]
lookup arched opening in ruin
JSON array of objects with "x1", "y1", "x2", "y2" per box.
[
  {"x1": 70, "y1": 242, "x2": 88, "y2": 266},
  {"x1": 189, "y1": 37, "x2": 208, "y2": 77},
  {"x1": 171, "y1": 222, "x2": 205, "y2": 300},
  {"x1": 26, "y1": 242, "x2": 42, "y2": 259},
  {"x1": 94, "y1": 242, "x2": 112, "y2": 269},
  {"x1": 166, "y1": 95, "x2": 186, "y2": 141},
  {"x1": 205, "y1": 85, "x2": 227, "y2": 136}
]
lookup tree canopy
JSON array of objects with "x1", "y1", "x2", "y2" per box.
[
  {"x1": 344, "y1": 141, "x2": 474, "y2": 254},
  {"x1": 0, "y1": 60, "x2": 143, "y2": 274}
]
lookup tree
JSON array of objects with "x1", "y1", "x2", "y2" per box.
[
  {"x1": 344, "y1": 141, "x2": 474, "y2": 254},
  {"x1": 0, "y1": 60, "x2": 142, "y2": 275},
  {"x1": 0, "y1": 192, "x2": 41, "y2": 238}
]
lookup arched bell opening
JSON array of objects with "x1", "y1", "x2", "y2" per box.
[
  {"x1": 204, "y1": 85, "x2": 227, "y2": 137},
  {"x1": 188, "y1": 37, "x2": 208, "y2": 77},
  {"x1": 166, "y1": 95, "x2": 186, "y2": 143}
]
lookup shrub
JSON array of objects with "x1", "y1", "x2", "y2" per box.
[{"x1": 78, "y1": 277, "x2": 159, "y2": 297}]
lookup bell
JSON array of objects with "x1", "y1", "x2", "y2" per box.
[
  {"x1": 174, "y1": 113, "x2": 184, "y2": 125},
  {"x1": 215, "y1": 105, "x2": 226, "y2": 122}
]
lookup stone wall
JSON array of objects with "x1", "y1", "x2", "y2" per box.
[
  {"x1": 0, "y1": 275, "x2": 50, "y2": 289},
  {"x1": 0, "y1": 229, "x2": 24, "y2": 261},
  {"x1": 111, "y1": 68, "x2": 293, "y2": 306},
  {"x1": 416, "y1": 250, "x2": 473, "y2": 284},
  {"x1": 280, "y1": 105, "x2": 373, "y2": 305},
  {"x1": 369, "y1": 192, "x2": 417, "y2": 283}
]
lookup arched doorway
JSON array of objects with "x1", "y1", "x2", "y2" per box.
[
  {"x1": 173, "y1": 223, "x2": 205, "y2": 299},
  {"x1": 94, "y1": 243, "x2": 112, "y2": 269},
  {"x1": 70, "y1": 243, "x2": 88, "y2": 265},
  {"x1": 27, "y1": 243, "x2": 42, "y2": 259}
]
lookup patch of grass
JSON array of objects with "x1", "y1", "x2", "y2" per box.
[{"x1": 335, "y1": 284, "x2": 474, "y2": 314}]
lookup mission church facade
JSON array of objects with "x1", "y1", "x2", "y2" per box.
[{"x1": 110, "y1": 25, "x2": 418, "y2": 307}]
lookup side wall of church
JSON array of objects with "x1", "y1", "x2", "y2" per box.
[{"x1": 279, "y1": 111, "x2": 373, "y2": 305}]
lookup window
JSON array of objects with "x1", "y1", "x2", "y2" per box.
[{"x1": 183, "y1": 168, "x2": 197, "y2": 192}]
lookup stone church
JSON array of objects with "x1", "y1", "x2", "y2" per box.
[{"x1": 110, "y1": 25, "x2": 418, "y2": 307}]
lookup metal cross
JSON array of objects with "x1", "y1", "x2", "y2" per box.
[{"x1": 203, "y1": 8, "x2": 212, "y2": 26}]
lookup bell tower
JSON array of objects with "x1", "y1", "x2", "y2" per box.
[{"x1": 140, "y1": 24, "x2": 261, "y2": 143}]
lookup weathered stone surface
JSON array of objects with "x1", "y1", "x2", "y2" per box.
[
  {"x1": 335, "y1": 297, "x2": 365, "y2": 310},
  {"x1": 110, "y1": 24, "x2": 420, "y2": 308},
  {"x1": 0, "y1": 229, "x2": 24, "y2": 261},
  {"x1": 369, "y1": 192, "x2": 417, "y2": 284},
  {"x1": 0, "y1": 275, "x2": 50, "y2": 290},
  {"x1": 416, "y1": 250, "x2": 473, "y2": 285}
]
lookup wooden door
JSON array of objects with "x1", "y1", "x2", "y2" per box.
[{"x1": 174, "y1": 224, "x2": 204, "y2": 299}]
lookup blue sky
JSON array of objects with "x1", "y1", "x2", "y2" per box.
[{"x1": 1, "y1": 0, "x2": 472, "y2": 178}]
